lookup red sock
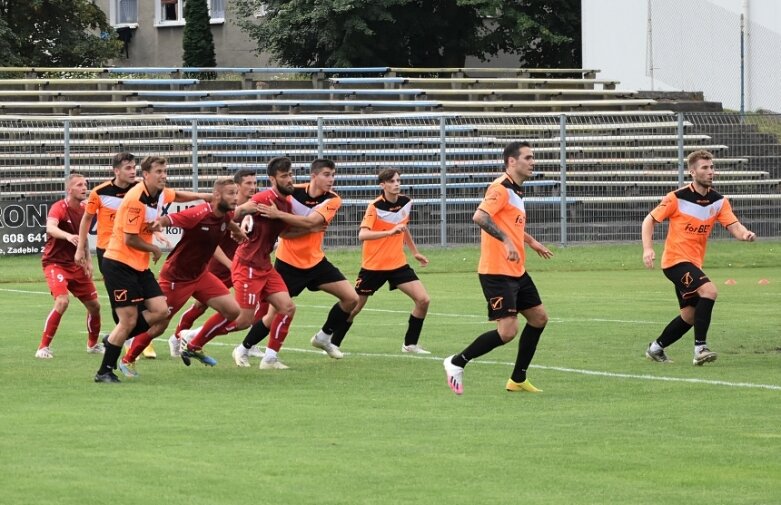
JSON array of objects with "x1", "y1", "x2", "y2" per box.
[
  {"x1": 266, "y1": 313, "x2": 293, "y2": 352},
  {"x1": 87, "y1": 312, "x2": 101, "y2": 347},
  {"x1": 189, "y1": 312, "x2": 233, "y2": 350},
  {"x1": 40, "y1": 309, "x2": 63, "y2": 349},
  {"x1": 175, "y1": 303, "x2": 208, "y2": 338},
  {"x1": 125, "y1": 331, "x2": 153, "y2": 363}
]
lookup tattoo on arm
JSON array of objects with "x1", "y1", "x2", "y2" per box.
[{"x1": 475, "y1": 213, "x2": 506, "y2": 242}]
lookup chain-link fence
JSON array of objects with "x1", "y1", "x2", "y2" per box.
[{"x1": 1, "y1": 111, "x2": 779, "y2": 254}]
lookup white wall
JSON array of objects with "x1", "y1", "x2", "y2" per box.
[{"x1": 582, "y1": 0, "x2": 781, "y2": 111}]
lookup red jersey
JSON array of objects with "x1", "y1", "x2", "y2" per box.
[
  {"x1": 234, "y1": 188, "x2": 291, "y2": 271},
  {"x1": 208, "y1": 233, "x2": 239, "y2": 282},
  {"x1": 159, "y1": 203, "x2": 234, "y2": 282},
  {"x1": 42, "y1": 199, "x2": 85, "y2": 267}
]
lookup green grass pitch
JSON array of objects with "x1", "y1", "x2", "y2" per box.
[{"x1": 0, "y1": 241, "x2": 779, "y2": 505}]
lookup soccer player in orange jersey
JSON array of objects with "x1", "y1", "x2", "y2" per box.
[
  {"x1": 443, "y1": 142, "x2": 553, "y2": 395},
  {"x1": 329, "y1": 168, "x2": 431, "y2": 354},
  {"x1": 93, "y1": 156, "x2": 210, "y2": 382},
  {"x1": 241, "y1": 159, "x2": 358, "y2": 362},
  {"x1": 641, "y1": 150, "x2": 756, "y2": 365},
  {"x1": 37, "y1": 173, "x2": 102, "y2": 358}
]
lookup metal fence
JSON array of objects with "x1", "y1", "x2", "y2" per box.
[{"x1": 0, "y1": 111, "x2": 779, "y2": 254}]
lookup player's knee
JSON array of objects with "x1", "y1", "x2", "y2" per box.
[
  {"x1": 278, "y1": 302, "x2": 296, "y2": 317},
  {"x1": 699, "y1": 283, "x2": 718, "y2": 300},
  {"x1": 54, "y1": 296, "x2": 70, "y2": 312},
  {"x1": 498, "y1": 329, "x2": 517, "y2": 343},
  {"x1": 530, "y1": 311, "x2": 549, "y2": 328},
  {"x1": 223, "y1": 305, "x2": 240, "y2": 321},
  {"x1": 416, "y1": 295, "x2": 431, "y2": 311},
  {"x1": 341, "y1": 293, "x2": 359, "y2": 312}
]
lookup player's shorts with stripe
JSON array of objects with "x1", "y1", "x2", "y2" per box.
[
  {"x1": 231, "y1": 263, "x2": 288, "y2": 309},
  {"x1": 663, "y1": 261, "x2": 710, "y2": 308},
  {"x1": 101, "y1": 257, "x2": 163, "y2": 308},
  {"x1": 159, "y1": 271, "x2": 231, "y2": 318},
  {"x1": 274, "y1": 257, "x2": 347, "y2": 297},
  {"x1": 354, "y1": 264, "x2": 418, "y2": 296},
  {"x1": 43, "y1": 263, "x2": 98, "y2": 302},
  {"x1": 479, "y1": 272, "x2": 542, "y2": 321}
]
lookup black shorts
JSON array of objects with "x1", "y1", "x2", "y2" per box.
[
  {"x1": 355, "y1": 265, "x2": 419, "y2": 296},
  {"x1": 274, "y1": 257, "x2": 347, "y2": 297},
  {"x1": 101, "y1": 258, "x2": 163, "y2": 308},
  {"x1": 96, "y1": 247, "x2": 107, "y2": 275},
  {"x1": 479, "y1": 272, "x2": 542, "y2": 321},
  {"x1": 663, "y1": 262, "x2": 710, "y2": 308}
]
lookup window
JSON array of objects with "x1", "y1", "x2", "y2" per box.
[
  {"x1": 156, "y1": 0, "x2": 225, "y2": 27},
  {"x1": 110, "y1": 0, "x2": 138, "y2": 26}
]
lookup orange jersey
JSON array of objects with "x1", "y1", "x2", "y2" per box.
[
  {"x1": 104, "y1": 183, "x2": 176, "y2": 271},
  {"x1": 650, "y1": 184, "x2": 738, "y2": 269},
  {"x1": 85, "y1": 179, "x2": 138, "y2": 249},
  {"x1": 360, "y1": 194, "x2": 412, "y2": 271},
  {"x1": 477, "y1": 175, "x2": 527, "y2": 277},
  {"x1": 275, "y1": 184, "x2": 341, "y2": 269}
]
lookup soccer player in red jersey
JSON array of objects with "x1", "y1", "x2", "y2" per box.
[
  {"x1": 443, "y1": 142, "x2": 553, "y2": 395},
  {"x1": 37, "y1": 173, "x2": 102, "y2": 358},
  {"x1": 115, "y1": 178, "x2": 247, "y2": 377},
  {"x1": 169, "y1": 169, "x2": 264, "y2": 358},
  {"x1": 642, "y1": 150, "x2": 756, "y2": 365},
  {"x1": 181, "y1": 157, "x2": 316, "y2": 370},
  {"x1": 241, "y1": 158, "x2": 358, "y2": 362}
]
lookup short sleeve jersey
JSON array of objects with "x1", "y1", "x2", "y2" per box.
[
  {"x1": 650, "y1": 184, "x2": 738, "y2": 269},
  {"x1": 85, "y1": 179, "x2": 138, "y2": 249},
  {"x1": 360, "y1": 194, "x2": 411, "y2": 271},
  {"x1": 41, "y1": 199, "x2": 85, "y2": 267},
  {"x1": 208, "y1": 232, "x2": 239, "y2": 281},
  {"x1": 275, "y1": 184, "x2": 342, "y2": 269},
  {"x1": 104, "y1": 183, "x2": 176, "y2": 271},
  {"x1": 477, "y1": 175, "x2": 527, "y2": 277},
  {"x1": 234, "y1": 188, "x2": 291, "y2": 271},
  {"x1": 159, "y1": 203, "x2": 234, "y2": 282}
]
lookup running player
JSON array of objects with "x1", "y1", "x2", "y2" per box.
[
  {"x1": 37, "y1": 173, "x2": 102, "y2": 358},
  {"x1": 642, "y1": 149, "x2": 756, "y2": 365},
  {"x1": 443, "y1": 141, "x2": 553, "y2": 395},
  {"x1": 93, "y1": 156, "x2": 206, "y2": 382},
  {"x1": 240, "y1": 158, "x2": 358, "y2": 362},
  {"x1": 169, "y1": 169, "x2": 264, "y2": 359},
  {"x1": 329, "y1": 168, "x2": 431, "y2": 354},
  {"x1": 178, "y1": 157, "x2": 315, "y2": 370},
  {"x1": 116, "y1": 177, "x2": 246, "y2": 377}
]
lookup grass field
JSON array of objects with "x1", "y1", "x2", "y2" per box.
[{"x1": 1, "y1": 241, "x2": 779, "y2": 505}]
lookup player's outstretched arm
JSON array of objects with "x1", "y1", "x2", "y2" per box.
[
  {"x1": 641, "y1": 214, "x2": 657, "y2": 269},
  {"x1": 173, "y1": 190, "x2": 213, "y2": 203},
  {"x1": 358, "y1": 224, "x2": 406, "y2": 242},
  {"x1": 524, "y1": 232, "x2": 553, "y2": 259},
  {"x1": 726, "y1": 222, "x2": 757, "y2": 242}
]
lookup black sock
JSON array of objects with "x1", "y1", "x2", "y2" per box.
[
  {"x1": 321, "y1": 303, "x2": 351, "y2": 336},
  {"x1": 451, "y1": 330, "x2": 505, "y2": 368},
  {"x1": 694, "y1": 298, "x2": 716, "y2": 346},
  {"x1": 510, "y1": 324, "x2": 545, "y2": 383},
  {"x1": 656, "y1": 315, "x2": 692, "y2": 348},
  {"x1": 330, "y1": 321, "x2": 353, "y2": 347},
  {"x1": 98, "y1": 340, "x2": 122, "y2": 375},
  {"x1": 242, "y1": 321, "x2": 270, "y2": 349},
  {"x1": 404, "y1": 315, "x2": 425, "y2": 346}
]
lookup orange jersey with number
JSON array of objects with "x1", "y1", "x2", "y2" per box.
[
  {"x1": 477, "y1": 175, "x2": 527, "y2": 277},
  {"x1": 650, "y1": 184, "x2": 738, "y2": 269},
  {"x1": 275, "y1": 184, "x2": 341, "y2": 269},
  {"x1": 360, "y1": 194, "x2": 411, "y2": 271},
  {"x1": 85, "y1": 179, "x2": 138, "y2": 249},
  {"x1": 104, "y1": 183, "x2": 175, "y2": 271}
]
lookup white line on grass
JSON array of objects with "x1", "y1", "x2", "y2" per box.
[
  {"x1": 199, "y1": 340, "x2": 781, "y2": 392},
  {"x1": 5, "y1": 287, "x2": 779, "y2": 391}
]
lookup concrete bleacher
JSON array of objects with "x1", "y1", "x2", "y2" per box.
[{"x1": 1, "y1": 67, "x2": 779, "y2": 242}]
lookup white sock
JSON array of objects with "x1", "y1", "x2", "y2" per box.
[
  {"x1": 263, "y1": 348, "x2": 278, "y2": 361},
  {"x1": 650, "y1": 341, "x2": 663, "y2": 353},
  {"x1": 695, "y1": 344, "x2": 708, "y2": 354}
]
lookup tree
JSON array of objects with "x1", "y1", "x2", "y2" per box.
[
  {"x1": 231, "y1": 0, "x2": 580, "y2": 69},
  {"x1": 0, "y1": 0, "x2": 123, "y2": 67},
  {"x1": 183, "y1": 0, "x2": 217, "y2": 72}
]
